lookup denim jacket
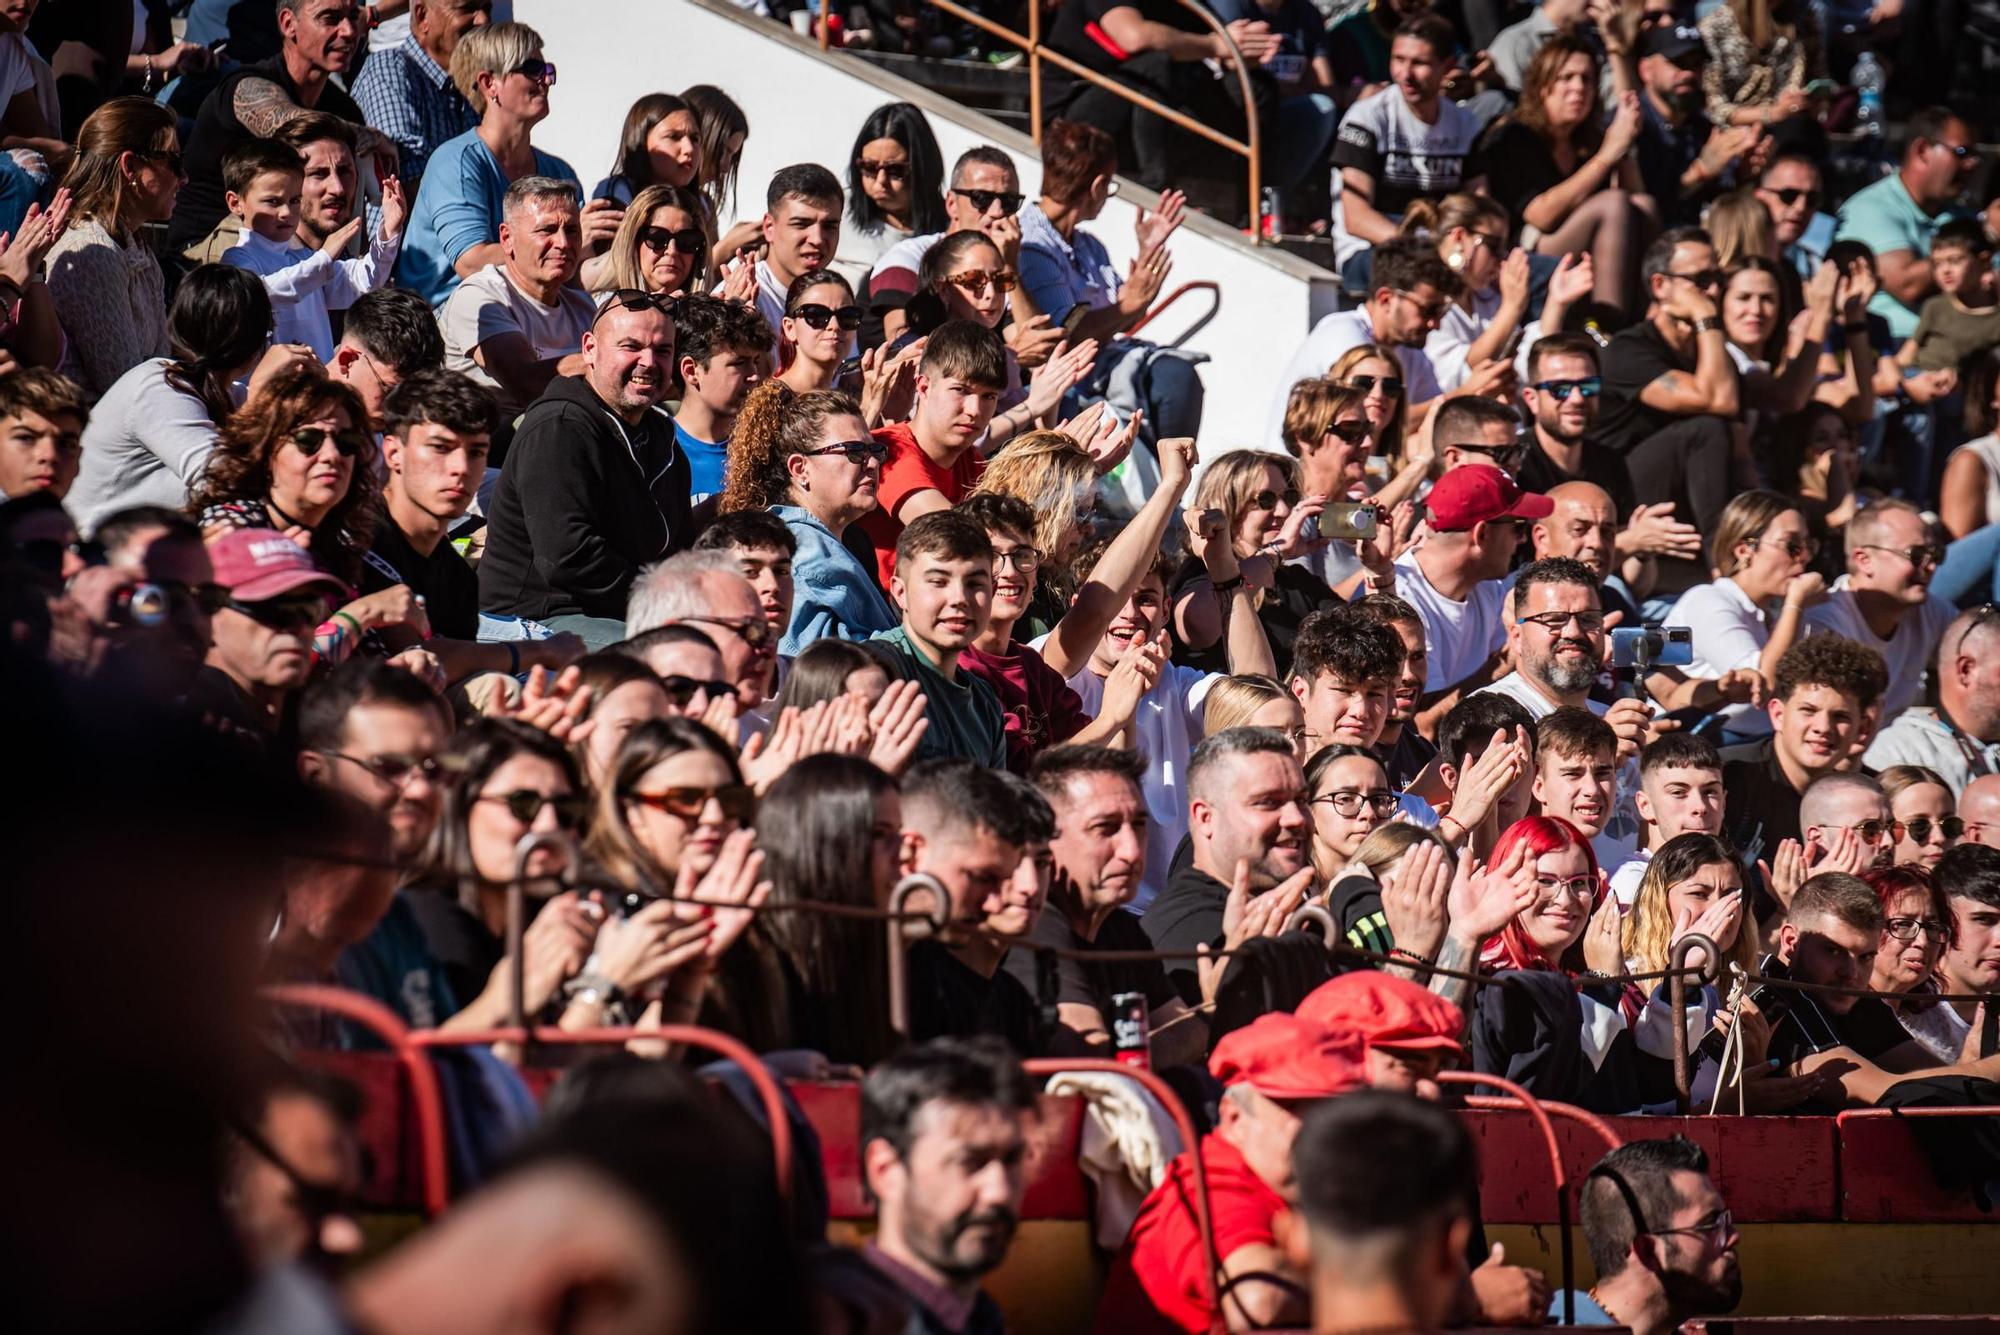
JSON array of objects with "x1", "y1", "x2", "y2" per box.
[{"x1": 773, "y1": 504, "x2": 898, "y2": 657}]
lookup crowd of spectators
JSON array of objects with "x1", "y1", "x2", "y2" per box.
[{"x1": 10, "y1": 0, "x2": 2000, "y2": 1331}]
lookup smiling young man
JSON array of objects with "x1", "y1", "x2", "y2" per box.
[
  {"x1": 1533, "y1": 707, "x2": 1626, "y2": 866},
  {"x1": 1804, "y1": 498, "x2": 1956, "y2": 727},
  {"x1": 1350, "y1": 593, "x2": 1435, "y2": 787},
  {"x1": 873, "y1": 510, "x2": 1008, "y2": 768}
]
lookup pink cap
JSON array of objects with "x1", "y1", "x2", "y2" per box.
[{"x1": 205, "y1": 527, "x2": 348, "y2": 602}]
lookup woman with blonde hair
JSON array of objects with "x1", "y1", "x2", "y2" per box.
[
  {"x1": 595, "y1": 182, "x2": 709, "y2": 297},
  {"x1": 1202, "y1": 674, "x2": 1306, "y2": 757},
  {"x1": 1171, "y1": 448, "x2": 1340, "y2": 676},
  {"x1": 1323, "y1": 345, "x2": 1408, "y2": 473},
  {"x1": 1323, "y1": 820, "x2": 1451, "y2": 958},
  {"x1": 1707, "y1": 186, "x2": 1777, "y2": 267},
  {"x1": 965, "y1": 428, "x2": 1099, "y2": 632},
  {"x1": 1880, "y1": 765, "x2": 1960, "y2": 870}
]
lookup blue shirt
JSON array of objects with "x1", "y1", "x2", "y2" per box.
[
  {"x1": 395, "y1": 128, "x2": 579, "y2": 308},
  {"x1": 673, "y1": 419, "x2": 727, "y2": 501},
  {"x1": 773, "y1": 503, "x2": 899, "y2": 656},
  {"x1": 1548, "y1": 1290, "x2": 1617, "y2": 1325},
  {"x1": 1018, "y1": 200, "x2": 1122, "y2": 325},
  {"x1": 1834, "y1": 171, "x2": 1968, "y2": 339},
  {"x1": 352, "y1": 34, "x2": 478, "y2": 190}
]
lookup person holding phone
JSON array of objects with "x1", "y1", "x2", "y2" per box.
[{"x1": 1695, "y1": 0, "x2": 1832, "y2": 132}]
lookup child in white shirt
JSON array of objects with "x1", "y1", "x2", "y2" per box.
[{"x1": 221, "y1": 139, "x2": 406, "y2": 364}]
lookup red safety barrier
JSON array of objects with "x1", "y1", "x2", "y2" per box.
[
  {"x1": 1836, "y1": 1105, "x2": 2000, "y2": 1223},
  {"x1": 1124, "y1": 280, "x2": 1221, "y2": 346}
]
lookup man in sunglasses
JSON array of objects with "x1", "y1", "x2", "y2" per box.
[
  {"x1": 1803, "y1": 498, "x2": 1955, "y2": 727},
  {"x1": 190, "y1": 527, "x2": 345, "y2": 741},
  {"x1": 1431, "y1": 396, "x2": 1525, "y2": 477},
  {"x1": 671, "y1": 295, "x2": 773, "y2": 504},
  {"x1": 1630, "y1": 22, "x2": 1757, "y2": 227},
  {"x1": 1865, "y1": 605, "x2": 2000, "y2": 792},
  {"x1": 1757, "y1": 152, "x2": 1826, "y2": 275},
  {"x1": 871, "y1": 144, "x2": 1045, "y2": 346},
  {"x1": 626, "y1": 549, "x2": 777, "y2": 709},
  {"x1": 1562, "y1": 1137, "x2": 1741, "y2": 1331},
  {"x1": 1833, "y1": 105, "x2": 1981, "y2": 342}
]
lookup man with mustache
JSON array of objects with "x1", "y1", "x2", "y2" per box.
[
  {"x1": 478, "y1": 289, "x2": 689, "y2": 648},
  {"x1": 858, "y1": 1037, "x2": 1038, "y2": 1335}
]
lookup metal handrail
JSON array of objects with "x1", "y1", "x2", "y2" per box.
[
  {"x1": 1125, "y1": 279, "x2": 1221, "y2": 346},
  {"x1": 818, "y1": 0, "x2": 1265, "y2": 241}
]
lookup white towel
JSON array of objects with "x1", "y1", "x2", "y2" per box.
[{"x1": 1045, "y1": 1070, "x2": 1186, "y2": 1248}]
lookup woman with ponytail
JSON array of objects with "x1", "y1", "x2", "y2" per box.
[{"x1": 724, "y1": 379, "x2": 898, "y2": 657}]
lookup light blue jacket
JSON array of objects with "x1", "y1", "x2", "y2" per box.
[{"x1": 773, "y1": 504, "x2": 898, "y2": 657}]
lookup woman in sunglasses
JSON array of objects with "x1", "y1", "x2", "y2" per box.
[
  {"x1": 1308, "y1": 745, "x2": 1399, "y2": 878},
  {"x1": 191, "y1": 365, "x2": 426, "y2": 666},
  {"x1": 836, "y1": 102, "x2": 946, "y2": 287},
  {"x1": 1171, "y1": 448, "x2": 1343, "y2": 677},
  {"x1": 1882, "y1": 765, "x2": 1961, "y2": 870},
  {"x1": 1863, "y1": 864, "x2": 1963, "y2": 1063},
  {"x1": 592, "y1": 92, "x2": 702, "y2": 208},
  {"x1": 776, "y1": 269, "x2": 862, "y2": 395},
  {"x1": 596, "y1": 183, "x2": 709, "y2": 299},
  {"x1": 721, "y1": 379, "x2": 898, "y2": 656},
  {"x1": 1656, "y1": 489, "x2": 1819, "y2": 738}
]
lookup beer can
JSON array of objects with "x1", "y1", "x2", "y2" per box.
[{"x1": 1111, "y1": 991, "x2": 1150, "y2": 1068}]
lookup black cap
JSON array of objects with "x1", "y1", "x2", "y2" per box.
[{"x1": 1640, "y1": 22, "x2": 1705, "y2": 61}]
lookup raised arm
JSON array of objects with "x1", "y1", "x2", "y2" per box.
[{"x1": 1044, "y1": 435, "x2": 1196, "y2": 676}]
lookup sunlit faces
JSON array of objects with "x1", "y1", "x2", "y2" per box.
[
  {"x1": 269, "y1": 406, "x2": 360, "y2": 516},
  {"x1": 727, "y1": 543, "x2": 794, "y2": 631},
  {"x1": 1387, "y1": 32, "x2": 1446, "y2": 107},
  {"x1": 1782, "y1": 910, "x2": 1879, "y2": 1014},
  {"x1": 1942, "y1": 887, "x2": 2000, "y2": 994},
  {"x1": 1873, "y1": 885, "x2": 1946, "y2": 994},
  {"x1": 1344, "y1": 353, "x2": 1401, "y2": 443},
  {"x1": 786, "y1": 412, "x2": 880, "y2": 523},
  {"x1": 1310, "y1": 752, "x2": 1395, "y2": 866},
  {"x1": 229, "y1": 167, "x2": 303, "y2": 243},
  {"x1": 1247, "y1": 695, "x2": 1309, "y2": 759},
  {"x1": 581, "y1": 678, "x2": 673, "y2": 786},
  {"x1": 1295, "y1": 670, "x2": 1393, "y2": 749},
  {"x1": 1721, "y1": 266, "x2": 1780, "y2": 353},
  {"x1": 1731, "y1": 506, "x2": 1812, "y2": 601},
  {"x1": 1046, "y1": 769, "x2": 1150, "y2": 912},
  {"x1": 891, "y1": 547, "x2": 993, "y2": 657},
  {"x1": 1524, "y1": 350, "x2": 1600, "y2": 446},
  {"x1": 383, "y1": 421, "x2": 490, "y2": 522},
  {"x1": 937, "y1": 238, "x2": 1010, "y2": 328},
  {"x1": 906, "y1": 819, "x2": 1027, "y2": 935},
  {"x1": 308, "y1": 700, "x2": 449, "y2": 862},
  {"x1": 1769, "y1": 683, "x2": 1863, "y2": 777},
  {"x1": 296, "y1": 136, "x2": 359, "y2": 239},
  {"x1": 870, "y1": 1099, "x2": 1028, "y2": 1281},
  {"x1": 1088, "y1": 571, "x2": 1167, "y2": 676},
  {"x1": 914, "y1": 371, "x2": 1002, "y2": 450},
  {"x1": 680, "y1": 338, "x2": 765, "y2": 419},
  {"x1": 638, "y1": 203, "x2": 704, "y2": 295},
  {"x1": 856, "y1": 135, "x2": 913, "y2": 215},
  {"x1": 984, "y1": 524, "x2": 1038, "y2": 626},
  {"x1": 1194, "y1": 749, "x2": 1312, "y2": 890},
  {"x1": 1519, "y1": 842, "x2": 1595, "y2": 959},
  {"x1": 1232, "y1": 460, "x2": 1296, "y2": 553},
  {"x1": 1889, "y1": 780, "x2": 1956, "y2": 868},
  {"x1": 501, "y1": 194, "x2": 582, "y2": 288},
  {"x1": 1664, "y1": 859, "x2": 1744, "y2": 953},
  {"x1": 1850, "y1": 504, "x2": 1943, "y2": 604},
  {"x1": 584, "y1": 306, "x2": 676, "y2": 415},
  {"x1": 646, "y1": 110, "x2": 701, "y2": 188},
  {"x1": 1510, "y1": 578, "x2": 1604, "y2": 698},
  {"x1": 623, "y1": 748, "x2": 743, "y2": 879},
  {"x1": 782, "y1": 278, "x2": 857, "y2": 366},
  {"x1": 1756, "y1": 158, "x2": 1821, "y2": 246},
  {"x1": 761, "y1": 193, "x2": 841, "y2": 284},
  {"x1": 466, "y1": 752, "x2": 575, "y2": 884},
  {"x1": 1534, "y1": 743, "x2": 1616, "y2": 837},
  {"x1": 0, "y1": 406, "x2": 83, "y2": 499},
  {"x1": 1634, "y1": 763, "x2": 1725, "y2": 842}
]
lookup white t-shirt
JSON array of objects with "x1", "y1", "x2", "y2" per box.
[
  {"x1": 441, "y1": 264, "x2": 596, "y2": 416},
  {"x1": 1607, "y1": 849, "x2": 1651, "y2": 910},
  {"x1": 1474, "y1": 671, "x2": 1643, "y2": 869},
  {"x1": 1393, "y1": 551, "x2": 1505, "y2": 694},
  {"x1": 0, "y1": 33, "x2": 58, "y2": 145},
  {"x1": 1803, "y1": 580, "x2": 1956, "y2": 725},
  {"x1": 1266, "y1": 307, "x2": 1442, "y2": 450},
  {"x1": 1330, "y1": 88, "x2": 1484, "y2": 268},
  {"x1": 1663, "y1": 577, "x2": 1772, "y2": 736}
]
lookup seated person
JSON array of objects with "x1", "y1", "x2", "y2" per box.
[
  {"x1": 671, "y1": 294, "x2": 772, "y2": 505},
  {"x1": 1608, "y1": 733, "x2": 1726, "y2": 907},
  {"x1": 1556, "y1": 1138, "x2": 1744, "y2": 1328},
  {"x1": 1833, "y1": 107, "x2": 1980, "y2": 344},
  {"x1": 872, "y1": 511, "x2": 1008, "y2": 768},
  {"x1": 1803, "y1": 498, "x2": 1954, "y2": 727},
  {"x1": 1898, "y1": 219, "x2": 2000, "y2": 381},
  {"x1": 1532, "y1": 705, "x2": 1639, "y2": 870},
  {"x1": 691, "y1": 509, "x2": 794, "y2": 662}
]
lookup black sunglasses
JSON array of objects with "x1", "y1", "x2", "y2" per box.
[
  {"x1": 638, "y1": 225, "x2": 705, "y2": 256},
  {"x1": 1327, "y1": 420, "x2": 1372, "y2": 444},
  {"x1": 510, "y1": 56, "x2": 556, "y2": 84},
  {"x1": 682, "y1": 613, "x2": 772, "y2": 648},
  {"x1": 227, "y1": 594, "x2": 328, "y2": 630},
  {"x1": 479, "y1": 789, "x2": 589, "y2": 828},
  {"x1": 1671, "y1": 269, "x2": 1726, "y2": 290},
  {"x1": 660, "y1": 675, "x2": 740, "y2": 705},
  {"x1": 1763, "y1": 187, "x2": 1821, "y2": 209},
  {"x1": 595, "y1": 288, "x2": 677, "y2": 323},
  {"x1": 1459, "y1": 440, "x2": 1530, "y2": 471},
  {"x1": 801, "y1": 438, "x2": 890, "y2": 464},
  {"x1": 1345, "y1": 373, "x2": 1404, "y2": 396},
  {"x1": 857, "y1": 160, "x2": 910, "y2": 183},
  {"x1": 952, "y1": 187, "x2": 1024, "y2": 215},
  {"x1": 1252, "y1": 488, "x2": 1303, "y2": 511},
  {"x1": 790, "y1": 302, "x2": 863, "y2": 331},
  {"x1": 290, "y1": 426, "x2": 369, "y2": 459}
]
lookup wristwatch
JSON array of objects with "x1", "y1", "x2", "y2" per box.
[
  {"x1": 1213, "y1": 573, "x2": 1246, "y2": 593},
  {"x1": 569, "y1": 970, "x2": 622, "y2": 1010},
  {"x1": 1691, "y1": 316, "x2": 1722, "y2": 336}
]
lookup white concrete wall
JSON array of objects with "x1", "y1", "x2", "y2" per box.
[{"x1": 517, "y1": 0, "x2": 1337, "y2": 444}]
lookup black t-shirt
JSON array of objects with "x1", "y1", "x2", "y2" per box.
[
  {"x1": 906, "y1": 940, "x2": 1044, "y2": 1055},
  {"x1": 1760, "y1": 960, "x2": 1913, "y2": 1113},
  {"x1": 1596, "y1": 321, "x2": 1698, "y2": 457},
  {"x1": 1047, "y1": 0, "x2": 1204, "y2": 77},
  {"x1": 170, "y1": 56, "x2": 366, "y2": 250},
  {"x1": 362, "y1": 509, "x2": 481, "y2": 643},
  {"x1": 1000, "y1": 904, "x2": 1177, "y2": 1039},
  {"x1": 1169, "y1": 555, "x2": 1340, "y2": 679},
  {"x1": 1147, "y1": 861, "x2": 1232, "y2": 1005},
  {"x1": 1719, "y1": 736, "x2": 1803, "y2": 867},
  {"x1": 1477, "y1": 119, "x2": 1589, "y2": 245},
  {"x1": 401, "y1": 885, "x2": 500, "y2": 1019},
  {"x1": 1514, "y1": 437, "x2": 1638, "y2": 521},
  {"x1": 1378, "y1": 724, "x2": 1437, "y2": 791}
]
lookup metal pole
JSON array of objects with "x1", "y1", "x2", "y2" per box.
[
  {"x1": 506, "y1": 832, "x2": 581, "y2": 1047},
  {"x1": 1028, "y1": 0, "x2": 1043, "y2": 145},
  {"x1": 1667, "y1": 933, "x2": 1719, "y2": 1115},
  {"x1": 886, "y1": 873, "x2": 948, "y2": 1045}
]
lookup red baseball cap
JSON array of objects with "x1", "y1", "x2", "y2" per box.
[
  {"x1": 1424, "y1": 465, "x2": 1553, "y2": 532},
  {"x1": 1209, "y1": 1012, "x2": 1366, "y2": 1100},
  {"x1": 1297, "y1": 970, "x2": 1465, "y2": 1053},
  {"x1": 205, "y1": 527, "x2": 348, "y2": 602}
]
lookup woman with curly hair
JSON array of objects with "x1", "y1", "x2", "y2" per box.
[
  {"x1": 723, "y1": 379, "x2": 897, "y2": 657},
  {"x1": 189, "y1": 364, "x2": 420, "y2": 663}
]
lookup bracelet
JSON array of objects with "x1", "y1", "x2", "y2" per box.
[
  {"x1": 332, "y1": 610, "x2": 363, "y2": 637},
  {"x1": 1213, "y1": 573, "x2": 1246, "y2": 593},
  {"x1": 506, "y1": 641, "x2": 521, "y2": 675},
  {"x1": 1390, "y1": 946, "x2": 1437, "y2": 966},
  {"x1": 1691, "y1": 316, "x2": 1722, "y2": 336}
]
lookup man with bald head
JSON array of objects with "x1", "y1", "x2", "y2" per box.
[
  {"x1": 1961, "y1": 775, "x2": 2000, "y2": 847},
  {"x1": 1527, "y1": 481, "x2": 1641, "y2": 623},
  {"x1": 1800, "y1": 771, "x2": 1895, "y2": 876},
  {"x1": 1865, "y1": 606, "x2": 2000, "y2": 792}
]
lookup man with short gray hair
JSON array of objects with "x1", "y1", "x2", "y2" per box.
[
  {"x1": 440, "y1": 176, "x2": 597, "y2": 417},
  {"x1": 1805, "y1": 498, "x2": 1956, "y2": 726},
  {"x1": 626, "y1": 550, "x2": 777, "y2": 707},
  {"x1": 1863, "y1": 605, "x2": 2000, "y2": 792}
]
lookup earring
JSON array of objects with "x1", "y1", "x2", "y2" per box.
[{"x1": 1446, "y1": 251, "x2": 1465, "y2": 271}]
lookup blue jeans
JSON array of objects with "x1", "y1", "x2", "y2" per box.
[
  {"x1": 0, "y1": 151, "x2": 46, "y2": 238},
  {"x1": 1267, "y1": 93, "x2": 1338, "y2": 194},
  {"x1": 540, "y1": 613, "x2": 627, "y2": 650}
]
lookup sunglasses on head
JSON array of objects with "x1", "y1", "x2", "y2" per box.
[
  {"x1": 227, "y1": 594, "x2": 328, "y2": 630},
  {"x1": 857, "y1": 159, "x2": 910, "y2": 183},
  {"x1": 290, "y1": 426, "x2": 369, "y2": 459},
  {"x1": 1533, "y1": 377, "x2": 1602, "y2": 401},
  {"x1": 626, "y1": 782, "x2": 758, "y2": 823},
  {"x1": 952, "y1": 187, "x2": 1024, "y2": 215},
  {"x1": 944, "y1": 269, "x2": 1018, "y2": 297},
  {"x1": 638, "y1": 225, "x2": 706, "y2": 256},
  {"x1": 1344, "y1": 373, "x2": 1404, "y2": 396},
  {"x1": 1252, "y1": 488, "x2": 1303, "y2": 511},
  {"x1": 510, "y1": 56, "x2": 557, "y2": 84},
  {"x1": 481, "y1": 789, "x2": 589, "y2": 827},
  {"x1": 595, "y1": 288, "x2": 677, "y2": 324},
  {"x1": 790, "y1": 302, "x2": 863, "y2": 330},
  {"x1": 800, "y1": 438, "x2": 889, "y2": 464},
  {"x1": 1764, "y1": 187, "x2": 1821, "y2": 208},
  {"x1": 659, "y1": 674, "x2": 739, "y2": 706}
]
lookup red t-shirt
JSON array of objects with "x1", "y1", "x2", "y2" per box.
[
  {"x1": 1093, "y1": 1134, "x2": 1290, "y2": 1335},
  {"x1": 859, "y1": 421, "x2": 985, "y2": 587},
  {"x1": 957, "y1": 639, "x2": 1091, "y2": 773}
]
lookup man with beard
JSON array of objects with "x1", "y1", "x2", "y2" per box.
[
  {"x1": 857, "y1": 1038, "x2": 1038, "y2": 1335},
  {"x1": 1147, "y1": 726, "x2": 1317, "y2": 1005},
  {"x1": 1805, "y1": 498, "x2": 1956, "y2": 727},
  {"x1": 275, "y1": 112, "x2": 362, "y2": 255},
  {"x1": 1631, "y1": 23, "x2": 1758, "y2": 226},
  {"x1": 1558, "y1": 1138, "x2": 1743, "y2": 1330},
  {"x1": 1350, "y1": 593, "x2": 1435, "y2": 788},
  {"x1": 1834, "y1": 107, "x2": 1982, "y2": 341},
  {"x1": 478, "y1": 291, "x2": 690, "y2": 647},
  {"x1": 1758, "y1": 152, "x2": 1828, "y2": 278},
  {"x1": 1865, "y1": 605, "x2": 2000, "y2": 790}
]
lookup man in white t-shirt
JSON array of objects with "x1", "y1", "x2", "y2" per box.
[
  {"x1": 1388, "y1": 465, "x2": 1546, "y2": 717},
  {"x1": 1804, "y1": 498, "x2": 1956, "y2": 727},
  {"x1": 1606, "y1": 733, "x2": 1727, "y2": 908},
  {"x1": 1264, "y1": 235, "x2": 1455, "y2": 449},
  {"x1": 440, "y1": 178, "x2": 594, "y2": 418},
  {"x1": 733, "y1": 163, "x2": 843, "y2": 362}
]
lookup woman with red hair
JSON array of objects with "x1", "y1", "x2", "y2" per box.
[
  {"x1": 1863, "y1": 864, "x2": 1961, "y2": 1063},
  {"x1": 1479, "y1": 815, "x2": 1617, "y2": 974}
]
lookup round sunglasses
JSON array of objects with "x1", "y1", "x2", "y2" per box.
[{"x1": 290, "y1": 426, "x2": 369, "y2": 459}]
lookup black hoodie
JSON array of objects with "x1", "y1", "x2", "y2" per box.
[{"x1": 477, "y1": 375, "x2": 692, "y2": 622}]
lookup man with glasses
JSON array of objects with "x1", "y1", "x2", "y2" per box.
[
  {"x1": 625, "y1": 548, "x2": 778, "y2": 709},
  {"x1": 192, "y1": 527, "x2": 346, "y2": 742},
  {"x1": 671, "y1": 295, "x2": 773, "y2": 504},
  {"x1": 479, "y1": 289, "x2": 689, "y2": 649},
  {"x1": 1934, "y1": 844, "x2": 2000, "y2": 1056},
  {"x1": 1866, "y1": 605, "x2": 2000, "y2": 791},
  {"x1": 1799, "y1": 772, "x2": 1895, "y2": 882},
  {"x1": 1633, "y1": 23, "x2": 1756, "y2": 227},
  {"x1": 440, "y1": 176, "x2": 597, "y2": 419},
  {"x1": 1560, "y1": 1137, "x2": 1742, "y2": 1330},
  {"x1": 1597, "y1": 226, "x2": 1738, "y2": 598},
  {"x1": 1758, "y1": 152, "x2": 1828, "y2": 279},
  {"x1": 1805, "y1": 498, "x2": 1955, "y2": 726},
  {"x1": 1432, "y1": 395, "x2": 1525, "y2": 476},
  {"x1": 298, "y1": 658, "x2": 453, "y2": 864},
  {"x1": 330, "y1": 289, "x2": 449, "y2": 432},
  {"x1": 1834, "y1": 105, "x2": 1980, "y2": 341}
]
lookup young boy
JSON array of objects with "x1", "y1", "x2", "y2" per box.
[
  {"x1": 1900, "y1": 219, "x2": 2000, "y2": 390},
  {"x1": 1607, "y1": 733, "x2": 1727, "y2": 907},
  {"x1": 872, "y1": 509, "x2": 1008, "y2": 769},
  {"x1": 1534, "y1": 707, "x2": 1632, "y2": 869},
  {"x1": 0, "y1": 367, "x2": 85, "y2": 500},
  {"x1": 672, "y1": 295, "x2": 774, "y2": 505},
  {"x1": 1290, "y1": 606, "x2": 1406, "y2": 753},
  {"x1": 221, "y1": 139, "x2": 407, "y2": 365},
  {"x1": 1434, "y1": 691, "x2": 1538, "y2": 856}
]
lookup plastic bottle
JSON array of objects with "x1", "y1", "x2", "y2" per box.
[{"x1": 1853, "y1": 52, "x2": 1883, "y2": 140}]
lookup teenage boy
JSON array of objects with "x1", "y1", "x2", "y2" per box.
[
  {"x1": 1898, "y1": 218, "x2": 2000, "y2": 382},
  {"x1": 1435, "y1": 692, "x2": 1538, "y2": 857},
  {"x1": 873, "y1": 510, "x2": 1008, "y2": 768},
  {"x1": 1533, "y1": 707, "x2": 1634, "y2": 868},
  {"x1": 743, "y1": 163, "x2": 842, "y2": 352},
  {"x1": 1289, "y1": 604, "x2": 1406, "y2": 753},
  {"x1": 0, "y1": 368, "x2": 86, "y2": 500},
  {"x1": 1350, "y1": 592, "x2": 1436, "y2": 787},
  {"x1": 861, "y1": 319, "x2": 1007, "y2": 584},
  {"x1": 1608, "y1": 733, "x2": 1726, "y2": 907},
  {"x1": 220, "y1": 139, "x2": 407, "y2": 364},
  {"x1": 1933, "y1": 843, "x2": 2000, "y2": 1056},
  {"x1": 692, "y1": 509, "x2": 795, "y2": 644},
  {"x1": 672, "y1": 295, "x2": 773, "y2": 504}
]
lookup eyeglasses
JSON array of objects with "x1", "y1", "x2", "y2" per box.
[
  {"x1": 1467, "y1": 231, "x2": 1506, "y2": 252},
  {"x1": 1895, "y1": 817, "x2": 1965, "y2": 843},
  {"x1": 1857, "y1": 542, "x2": 1946, "y2": 569},
  {"x1": 1312, "y1": 789, "x2": 1398, "y2": 818},
  {"x1": 477, "y1": 789, "x2": 588, "y2": 827},
  {"x1": 226, "y1": 594, "x2": 328, "y2": 630},
  {"x1": 1252, "y1": 488, "x2": 1302, "y2": 511},
  {"x1": 1884, "y1": 915, "x2": 1950, "y2": 941},
  {"x1": 1327, "y1": 420, "x2": 1373, "y2": 445},
  {"x1": 321, "y1": 750, "x2": 459, "y2": 787},
  {"x1": 800, "y1": 439, "x2": 889, "y2": 464},
  {"x1": 857, "y1": 159, "x2": 910, "y2": 183},
  {"x1": 1651, "y1": 1209, "x2": 1736, "y2": 1249},
  {"x1": 595, "y1": 288, "x2": 676, "y2": 324},
  {"x1": 144, "y1": 147, "x2": 185, "y2": 176},
  {"x1": 682, "y1": 613, "x2": 771, "y2": 648},
  {"x1": 638, "y1": 225, "x2": 706, "y2": 257},
  {"x1": 1518, "y1": 609, "x2": 1606, "y2": 634},
  {"x1": 1457, "y1": 440, "x2": 1529, "y2": 471},
  {"x1": 1669, "y1": 269, "x2": 1726, "y2": 291},
  {"x1": 1822, "y1": 819, "x2": 1892, "y2": 842},
  {"x1": 951, "y1": 187, "x2": 1024, "y2": 215},
  {"x1": 943, "y1": 269, "x2": 1018, "y2": 297},
  {"x1": 625, "y1": 782, "x2": 757, "y2": 824},
  {"x1": 659, "y1": 674, "x2": 739, "y2": 705},
  {"x1": 790, "y1": 302, "x2": 863, "y2": 331},
  {"x1": 1535, "y1": 873, "x2": 1597, "y2": 901},
  {"x1": 290, "y1": 426, "x2": 369, "y2": 459},
  {"x1": 1391, "y1": 288, "x2": 1449, "y2": 322},
  {"x1": 1756, "y1": 533, "x2": 1819, "y2": 560},
  {"x1": 1532, "y1": 377, "x2": 1602, "y2": 401},
  {"x1": 1761, "y1": 186, "x2": 1821, "y2": 209},
  {"x1": 510, "y1": 56, "x2": 557, "y2": 84},
  {"x1": 1933, "y1": 141, "x2": 1979, "y2": 160},
  {"x1": 992, "y1": 545, "x2": 1042, "y2": 573},
  {"x1": 1344, "y1": 373, "x2": 1404, "y2": 396}
]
